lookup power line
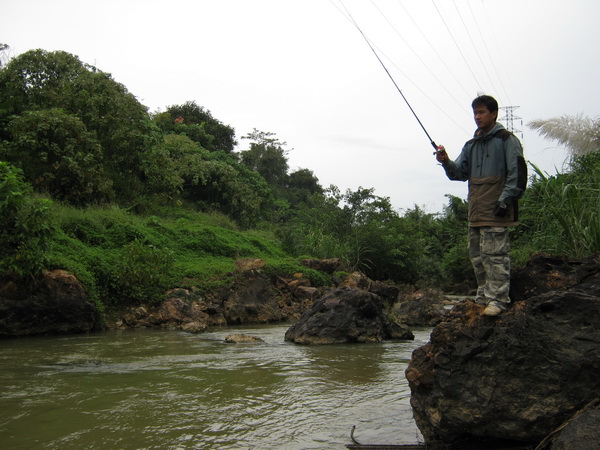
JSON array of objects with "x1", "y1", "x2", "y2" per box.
[
  {"x1": 450, "y1": 0, "x2": 499, "y2": 94},
  {"x1": 336, "y1": 0, "x2": 440, "y2": 150},
  {"x1": 394, "y1": 0, "x2": 472, "y2": 99},
  {"x1": 368, "y1": 0, "x2": 467, "y2": 113},
  {"x1": 430, "y1": 0, "x2": 483, "y2": 92},
  {"x1": 465, "y1": 1, "x2": 511, "y2": 104},
  {"x1": 480, "y1": 2, "x2": 517, "y2": 104},
  {"x1": 329, "y1": 0, "x2": 471, "y2": 135}
]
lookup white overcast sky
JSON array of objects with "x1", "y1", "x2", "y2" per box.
[{"x1": 3, "y1": 0, "x2": 599, "y2": 213}]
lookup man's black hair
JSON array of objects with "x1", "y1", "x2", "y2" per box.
[{"x1": 472, "y1": 95, "x2": 499, "y2": 114}]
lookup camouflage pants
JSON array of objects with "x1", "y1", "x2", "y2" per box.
[{"x1": 468, "y1": 226, "x2": 511, "y2": 305}]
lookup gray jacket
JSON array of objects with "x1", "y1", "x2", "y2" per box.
[{"x1": 442, "y1": 122, "x2": 526, "y2": 227}]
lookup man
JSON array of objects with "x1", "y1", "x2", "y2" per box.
[{"x1": 435, "y1": 95, "x2": 526, "y2": 316}]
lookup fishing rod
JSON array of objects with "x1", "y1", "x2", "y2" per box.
[{"x1": 340, "y1": 2, "x2": 443, "y2": 153}]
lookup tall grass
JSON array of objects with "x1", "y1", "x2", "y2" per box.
[{"x1": 523, "y1": 160, "x2": 600, "y2": 257}]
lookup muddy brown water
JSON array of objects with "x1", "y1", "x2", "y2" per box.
[{"x1": 0, "y1": 324, "x2": 431, "y2": 449}]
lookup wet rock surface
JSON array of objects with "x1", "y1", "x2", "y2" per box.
[
  {"x1": 406, "y1": 254, "x2": 600, "y2": 447},
  {"x1": 224, "y1": 334, "x2": 265, "y2": 344}
]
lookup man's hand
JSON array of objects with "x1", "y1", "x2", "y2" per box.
[
  {"x1": 494, "y1": 201, "x2": 508, "y2": 217},
  {"x1": 434, "y1": 145, "x2": 449, "y2": 163}
]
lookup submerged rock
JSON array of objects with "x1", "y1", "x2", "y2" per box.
[
  {"x1": 224, "y1": 334, "x2": 265, "y2": 344},
  {"x1": 406, "y1": 255, "x2": 600, "y2": 446},
  {"x1": 284, "y1": 286, "x2": 413, "y2": 344}
]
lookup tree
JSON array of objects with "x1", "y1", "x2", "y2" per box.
[
  {"x1": 0, "y1": 49, "x2": 159, "y2": 204},
  {"x1": 528, "y1": 114, "x2": 600, "y2": 157},
  {"x1": 153, "y1": 101, "x2": 237, "y2": 153},
  {"x1": 2, "y1": 108, "x2": 109, "y2": 205},
  {"x1": 240, "y1": 129, "x2": 289, "y2": 188},
  {"x1": 0, "y1": 43, "x2": 10, "y2": 68},
  {"x1": 286, "y1": 168, "x2": 323, "y2": 204},
  {"x1": 144, "y1": 133, "x2": 272, "y2": 226}
]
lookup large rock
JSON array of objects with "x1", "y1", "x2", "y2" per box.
[
  {"x1": 285, "y1": 286, "x2": 413, "y2": 344},
  {"x1": 406, "y1": 263, "x2": 600, "y2": 446},
  {"x1": 393, "y1": 288, "x2": 451, "y2": 327},
  {"x1": 0, "y1": 270, "x2": 99, "y2": 336},
  {"x1": 510, "y1": 252, "x2": 600, "y2": 300}
]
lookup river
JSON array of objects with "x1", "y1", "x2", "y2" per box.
[{"x1": 0, "y1": 324, "x2": 431, "y2": 449}]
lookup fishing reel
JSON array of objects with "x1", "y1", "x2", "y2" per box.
[{"x1": 433, "y1": 144, "x2": 448, "y2": 163}]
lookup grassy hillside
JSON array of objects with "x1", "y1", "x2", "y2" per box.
[{"x1": 46, "y1": 204, "x2": 335, "y2": 318}]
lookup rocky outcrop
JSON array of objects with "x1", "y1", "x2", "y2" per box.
[
  {"x1": 300, "y1": 257, "x2": 340, "y2": 274},
  {"x1": 392, "y1": 288, "x2": 452, "y2": 327},
  {"x1": 0, "y1": 270, "x2": 99, "y2": 337},
  {"x1": 118, "y1": 295, "x2": 213, "y2": 332},
  {"x1": 406, "y1": 254, "x2": 600, "y2": 447},
  {"x1": 222, "y1": 274, "x2": 286, "y2": 324},
  {"x1": 284, "y1": 286, "x2": 413, "y2": 344},
  {"x1": 114, "y1": 260, "x2": 329, "y2": 330},
  {"x1": 510, "y1": 252, "x2": 600, "y2": 300}
]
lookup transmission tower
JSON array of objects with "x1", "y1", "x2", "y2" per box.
[{"x1": 499, "y1": 106, "x2": 523, "y2": 138}]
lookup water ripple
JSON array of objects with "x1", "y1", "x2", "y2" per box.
[{"x1": 0, "y1": 325, "x2": 430, "y2": 449}]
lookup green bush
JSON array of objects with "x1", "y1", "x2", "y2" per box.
[
  {"x1": 262, "y1": 259, "x2": 332, "y2": 287},
  {"x1": 108, "y1": 239, "x2": 177, "y2": 305},
  {"x1": 0, "y1": 162, "x2": 54, "y2": 277}
]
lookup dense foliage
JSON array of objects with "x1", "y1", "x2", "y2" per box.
[
  {"x1": 1, "y1": 46, "x2": 599, "y2": 314},
  {"x1": 0, "y1": 162, "x2": 53, "y2": 276},
  {"x1": 514, "y1": 152, "x2": 600, "y2": 258}
]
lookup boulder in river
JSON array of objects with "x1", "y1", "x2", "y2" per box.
[
  {"x1": 284, "y1": 286, "x2": 414, "y2": 344},
  {"x1": 225, "y1": 334, "x2": 265, "y2": 344},
  {"x1": 406, "y1": 254, "x2": 600, "y2": 447}
]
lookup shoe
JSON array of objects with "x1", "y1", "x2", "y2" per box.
[{"x1": 482, "y1": 301, "x2": 504, "y2": 317}]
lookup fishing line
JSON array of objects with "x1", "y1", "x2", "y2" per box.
[{"x1": 335, "y1": 0, "x2": 441, "y2": 151}]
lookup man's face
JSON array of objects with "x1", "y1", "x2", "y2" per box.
[{"x1": 473, "y1": 105, "x2": 497, "y2": 133}]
